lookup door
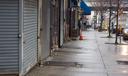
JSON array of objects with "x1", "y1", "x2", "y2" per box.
[
  {"x1": 23, "y1": 0, "x2": 38, "y2": 74},
  {"x1": 0, "y1": 0, "x2": 19, "y2": 74}
]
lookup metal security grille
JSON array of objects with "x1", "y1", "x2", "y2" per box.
[
  {"x1": 23, "y1": 0, "x2": 38, "y2": 73},
  {"x1": 0, "y1": 0, "x2": 19, "y2": 74},
  {"x1": 50, "y1": 0, "x2": 60, "y2": 49}
]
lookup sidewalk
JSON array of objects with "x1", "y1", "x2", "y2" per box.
[{"x1": 26, "y1": 29, "x2": 128, "y2": 76}]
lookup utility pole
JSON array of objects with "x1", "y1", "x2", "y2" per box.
[
  {"x1": 108, "y1": 0, "x2": 112, "y2": 38},
  {"x1": 115, "y1": 0, "x2": 119, "y2": 44}
]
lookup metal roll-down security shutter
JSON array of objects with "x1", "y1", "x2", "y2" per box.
[
  {"x1": 23, "y1": 0, "x2": 38, "y2": 73},
  {"x1": 50, "y1": 0, "x2": 60, "y2": 49},
  {"x1": 0, "y1": 0, "x2": 19, "y2": 74}
]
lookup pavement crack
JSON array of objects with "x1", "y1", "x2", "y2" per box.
[{"x1": 94, "y1": 32, "x2": 109, "y2": 76}]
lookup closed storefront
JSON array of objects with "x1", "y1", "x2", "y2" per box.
[
  {"x1": 69, "y1": 0, "x2": 79, "y2": 38},
  {"x1": 64, "y1": 0, "x2": 79, "y2": 41},
  {"x1": 0, "y1": 0, "x2": 39, "y2": 75},
  {"x1": 0, "y1": 0, "x2": 19, "y2": 74},
  {"x1": 64, "y1": 0, "x2": 70, "y2": 41},
  {"x1": 70, "y1": 7, "x2": 79, "y2": 38},
  {"x1": 50, "y1": 0, "x2": 60, "y2": 49},
  {"x1": 22, "y1": 0, "x2": 38, "y2": 75},
  {"x1": 40, "y1": 0, "x2": 51, "y2": 60}
]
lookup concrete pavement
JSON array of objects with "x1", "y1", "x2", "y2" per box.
[{"x1": 26, "y1": 29, "x2": 128, "y2": 76}]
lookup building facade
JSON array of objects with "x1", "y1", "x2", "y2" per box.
[{"x1": 0, "y1": 0, "x2": 70, "y2": 76}]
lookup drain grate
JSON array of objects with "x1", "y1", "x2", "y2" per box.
[
  {"x1": 105, "y1": 42, "x2": 116, "y2": 44},
  {"x1": 44, "y1": 61, "x2": 83, "y2": 67},
  {"x1": 116, "y1": 44, "x2": 128, "y2": 45},
  {"x1": 105, "y1": 42, "x2": 128, "y2": 45},
  {"x1": 100, "y1": 37, "x2": 115, "y2": 38}
]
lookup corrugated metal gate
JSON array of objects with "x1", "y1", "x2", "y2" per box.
[
  {"x1": 50, "y1": 0, "x2": 60, "y2": 49},
  {"x1": 23, "y1": 0, "x2": 38, "y2": 74},
  {"x1": 0, "y1": 0, "x2": 19, "y2": 74}
]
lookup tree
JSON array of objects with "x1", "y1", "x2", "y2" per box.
[{"x1": 108, "y1": 0, "x2": 112, "y2": 38}]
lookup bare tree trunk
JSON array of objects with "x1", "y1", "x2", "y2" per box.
[
  {"x1": 99, "y1": 11, "x2": 103, "y2": 31},
  {"x1": 108, "y1": 0, "x2": 112, "y2": 37},
  {"x1": 115, "y1": 0, "x2": 119, "y2": 44}
]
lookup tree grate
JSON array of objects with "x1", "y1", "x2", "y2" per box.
[
  {"x1": 117, "y1": 61, "x2": 128, "y2": 65},
  {"x1": 43, "y1": 61, "x2": 83, "y2": 67}
]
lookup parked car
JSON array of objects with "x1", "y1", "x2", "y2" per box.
[{"x1": 123, "y1": 27, "x2": 128, "y2": 40}]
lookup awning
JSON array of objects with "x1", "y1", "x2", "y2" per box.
[{"x1": 80, "y1": 1, "x2": 91, "y2": 15}]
